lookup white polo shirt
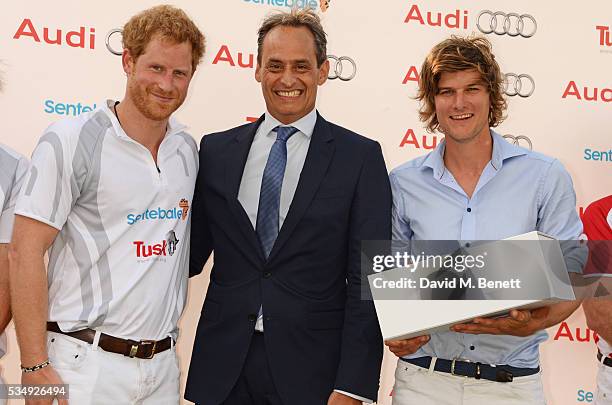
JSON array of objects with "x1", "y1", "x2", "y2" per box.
[
  {"x1": 15, "y1": 100, "x2": 198, "y2": 341},
  {"x1": 0, "y1": 144, "x2": 29, "y2": 359}
]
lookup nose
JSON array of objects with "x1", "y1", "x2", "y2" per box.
[
  {"x1": 157, "y1": 71, "x2": 175, "y2": 93},
  {"x1": 453, "y1": 91, "x2": 466, "y2": 110},
  {"x1": 279, "y1": 67, "x2": 296, "y2": 87}
]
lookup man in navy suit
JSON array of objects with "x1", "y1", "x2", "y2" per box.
[{"x1": 186, "y1": 8, "x2": 391, "y2": 405}]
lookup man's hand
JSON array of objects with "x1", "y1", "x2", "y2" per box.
[
  {"x1": 451, "y1": 307, "x2": 550, "y2": 337},
  {"x1": 22, "y1": 365, "x2": 67, "y2": 405},
  {"x1": 328, "y1": 391, "x2": 362, "y2": 405},
  {"x1": 384, "y1": 335, "x2": 430, "y2": 358}
]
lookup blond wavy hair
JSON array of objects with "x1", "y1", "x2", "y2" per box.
[{"x1": 417, "y1": 35, "x2": 507, "y2": 133}]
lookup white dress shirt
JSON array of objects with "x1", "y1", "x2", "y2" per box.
[
  {"x1": 237, "y1": 109, "x2": 371, "y2": 403},
  {"x1": 238, "y1": 109, "x2": 315, "y2": 235}
]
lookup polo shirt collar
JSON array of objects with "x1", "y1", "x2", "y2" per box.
[{"x1": 102, "y1": 99, "x2": 188, "y2": 141}]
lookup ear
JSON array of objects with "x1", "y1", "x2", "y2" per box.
[
  {"x1": 255, "y1": 63, "x2": 262, "y2": 83},
  {"x1": 318, "y1": 59, "x2": 330, "y2": 85},
  {"x1": 122, "y1": 49, "x2": 135, "y2": 75}
]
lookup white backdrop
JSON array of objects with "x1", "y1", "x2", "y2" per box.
[{"x1": 0, "y1": 1, "x2": 610, "y2": 403}]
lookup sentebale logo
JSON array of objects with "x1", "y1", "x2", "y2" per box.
[{"x1": 127, "y1": 199, "x2": 190, "y2": 225}]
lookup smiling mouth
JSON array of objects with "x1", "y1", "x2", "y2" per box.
[
  {"x1": 450, "y1": 113, "x2": 473, "y2": 120},
  {"x1": 151, "y1": 93, "x2": 174, "y2": 102},
  {"x1": 275, "y1": 90, "x2": 303, "y2": 98}
]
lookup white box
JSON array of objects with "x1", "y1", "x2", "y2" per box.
[{"x1": 368, "y1": 231, "x2": 576, "y2": 341}]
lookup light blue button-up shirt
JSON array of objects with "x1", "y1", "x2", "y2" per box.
[{"x1": 389, "y1": 130, "x2": 583, "y2": 368}]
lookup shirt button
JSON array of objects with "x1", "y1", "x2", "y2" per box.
[
  {"x1": 248, "y1": 314, "x2": 257, "y2": 322},
  {"x1": 467, "y1": 208, "x2": 472, "y2": 213},
  {"x1": 465, "y1": 243, "x2": 471, "y2": 248},
  {"x1": 263, "y1": 271, "x2": 272, "y2": 278},
  {"x1": 470, "y1": 345, "x2": 475, "y2": 350}
]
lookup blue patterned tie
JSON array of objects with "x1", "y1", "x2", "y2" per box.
[{"x1": 256, "y1": 126, "x2": 299, "y2": 259}]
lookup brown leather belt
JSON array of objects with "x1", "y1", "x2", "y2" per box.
[
  {"x1": 598, "y1": 350, "x2": 612, "y2": 368},
  {"x1": 47, "y1": 322, "x2": 171, "y2": 359}
]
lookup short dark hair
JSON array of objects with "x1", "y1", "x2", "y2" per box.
[{"x1": 257, "y1": 8, "x2": 327, "y2": 67}]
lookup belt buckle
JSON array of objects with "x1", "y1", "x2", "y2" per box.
[
  {"x1": 450, "y1": 358, "x2": 470, "y2": 377},
  {"x1": 129, "y1": 340, "x2": 157, "y2": 359}
]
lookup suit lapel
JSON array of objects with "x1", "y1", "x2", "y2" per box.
[
  {"x1": 267, "y1": 113, "x2": 335, "y2": 262},
  {"x1": 224, "y1": 116, "x2": 266, "y2": 264}
]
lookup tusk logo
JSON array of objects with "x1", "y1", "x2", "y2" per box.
[
  {"x1": 166, "y1": 230, "x2": 180, "y2": 257},
  {"x1": 327, "y1": 55, "x2": 357, "y2": 81}
]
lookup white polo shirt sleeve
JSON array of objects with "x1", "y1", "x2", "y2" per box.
[
  {"x1": 15, "y1": 123, "x2": 79, "y2": 230},
  {"x1": 0, "y1": 144, "x2": 28, "y2": 360},
  {"x1": 0, "y1": 145, "x2": 29, "y2": 243}
]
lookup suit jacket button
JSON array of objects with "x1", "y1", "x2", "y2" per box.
[
  {"x1": 248, "y1": 314, "x2": 257, "y2": 321},
  {"x1": 263, "y1": 271, "x2": 272, "y2": 278}
]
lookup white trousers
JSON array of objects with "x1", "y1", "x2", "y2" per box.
[
  {"x1": 392, "y1": 359, "x2": 546, "y2": 405},
  {"x1": 596, "y1": 363, "x2": 612, "y2": 405},
  {"x1": 48, "y1": 331, "x2": 180, "y2": 405}
]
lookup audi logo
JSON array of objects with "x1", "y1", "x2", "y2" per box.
[
  {"x1": 477, "y1": 11, "x2": 537, "y2": 38},
  {"x1": 503, "y1": 134, "x2": 533, "y2": 150},
  {"x1": 106, "y1": 28, "x2": 123, "y2": 55},
  {"x1": 327, "y1": 55, "x2": 356, "y2": 81},
  {"x1": 504, "y1": 73, "x2": 535, "y2": 98}
]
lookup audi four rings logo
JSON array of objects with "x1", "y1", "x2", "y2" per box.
[
  {"x1": 106, "y1": 28, "x2": 123, "y2": 55},
  {"x1": 503, "y1": 134, "x2": 533, "y2": 150},
  {"x1": 327, "y1": 55, "x2": 357, "y2": 81},
  {"x1": 504, "y1": 73, "x2": 535, "y2": 98},
  {"x1": 477, "y1": 11, "x2": 537, "y2": 38}
]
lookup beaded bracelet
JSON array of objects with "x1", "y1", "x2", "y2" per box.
[{"x1": 21, "y1": 359, "x2": 51, "y2": 373}]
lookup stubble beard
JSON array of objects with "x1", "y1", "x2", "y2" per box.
[{"x1": 128, "y1": 79, "x2": 183, "y2": 122}]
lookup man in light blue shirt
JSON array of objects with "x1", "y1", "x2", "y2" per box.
[{"x1": 387, "y1": 36, "x2": 582, "y2": 404}]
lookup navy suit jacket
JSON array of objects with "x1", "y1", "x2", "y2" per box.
[{"x1": 185, "y1": 113, "x2": 391, "y2": 405}]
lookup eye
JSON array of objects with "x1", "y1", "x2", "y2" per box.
[
  {"x1": 174, "y1": 70, "x2": 187, "y2": 77},
  {"x1": 151, "y1": 65, "x2": 163, "y2": 72},
  {"x1": 296, "y1": 63, "x2": 309, "y2": 72},
  {"x1": 438, "y1": 89, "x2": 452, "y2": 96},
  {"x1": 267, "y1": 63, "x2": 282, "y2": 72}
]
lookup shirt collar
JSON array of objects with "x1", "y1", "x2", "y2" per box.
[
  {"x1": 102, "y1": 99, "x2": 188, "y2": 141},
  {"x1": 489, "y1": 129, "x2": 529, "y2": 170},
  {"x1": 422, "y1": 136, "x2": 447, "y2": 180},
  {"x1": 422, "y1": 129, "x2": 530, "y2": 179},
  {"x1": 260, "y1": 108, "x2": 317, "y2": 139}
]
